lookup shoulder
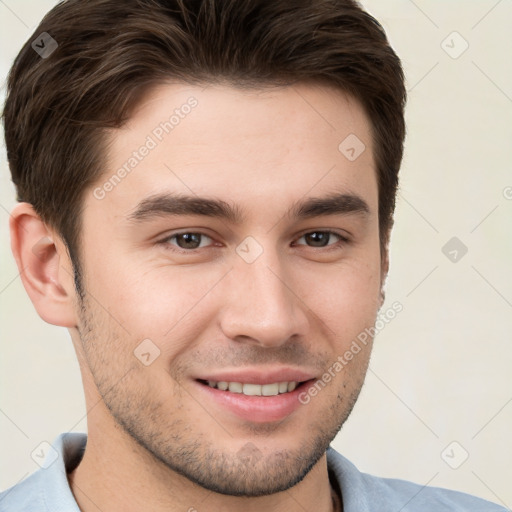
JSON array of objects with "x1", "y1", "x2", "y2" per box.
[
  {"x1": 0, "y1": 432, "x2": 86, "y2": 512},
  {"x1": 0, "y1": 469, "x2": 50, "y2": 512},
  {"x1": 326, "y1": 446, "x2": 508, "y2": 512}
]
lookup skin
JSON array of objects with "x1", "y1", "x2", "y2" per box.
[{"x1": 10, "y1": 82, "x2": 388, "y2": 512}]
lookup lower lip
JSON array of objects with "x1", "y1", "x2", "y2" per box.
[{"x1": 194, "y1": 380, "x2": 315, "y2": 423}]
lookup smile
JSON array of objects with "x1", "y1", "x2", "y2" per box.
[{"x1": 199, "y1": 380, "x2": 301, "y2": 396}]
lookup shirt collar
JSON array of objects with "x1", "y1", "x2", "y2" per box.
[{"x1": 41, "y1": 433, "x2": 366, "y2": 511}]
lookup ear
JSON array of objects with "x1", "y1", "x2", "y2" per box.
[
  {"x1": 9, "y1": 203, "x2": 79, "y2": 327},
  {"x1": 379, "y1": 228, "x2": 392, "y2": 309}
]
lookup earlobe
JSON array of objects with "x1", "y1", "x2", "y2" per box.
[{"x1": 9, "y1": 203, "x2": 78, "y2": 328}]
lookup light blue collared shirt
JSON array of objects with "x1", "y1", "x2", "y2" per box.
[{"x1": 0, "y1": 432, "x2": 508, "y2": 511}]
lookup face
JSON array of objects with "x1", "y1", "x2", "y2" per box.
[{"x1": 73, "y1": 82, "x2": 384, "y2": 496}]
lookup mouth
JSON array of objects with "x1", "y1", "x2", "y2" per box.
[
  {"x1": 194, "y1": 377, "x2": 316, "y2": 423},
  {"x1": 196, "y1": 378, "x2": 311, "y2": 396}
]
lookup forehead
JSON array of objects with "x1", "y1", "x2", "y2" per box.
[{"x1": 87, "y1": 82, "x2": 377, "y2": 226}]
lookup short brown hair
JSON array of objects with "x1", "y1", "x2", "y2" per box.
[{"x1": 3, "y1": 0, "x2": 406, "y2": 295}]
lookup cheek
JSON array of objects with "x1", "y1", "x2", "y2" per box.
[
  {"x1": 87, "y1": 260, "x2": 226, "y2": 357},
  {"x1": 82, "y1": 236, "x2": 382, "y2": 360},
  {"x1": 300, "y1": 257, "x2": 382, "y2": 341}
]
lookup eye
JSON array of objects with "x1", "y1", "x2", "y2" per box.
[
  {"x1": 158, "y1": 229, "x2": 348, "y2": 254},
  {"x1": 294, "y1": 231, "x2": 348, "y2": 249},
  {"x1": 160, "y1": 232, "x2": 214, "y2": 251}
]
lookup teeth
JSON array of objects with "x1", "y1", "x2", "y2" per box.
[
  {"x1": 242, "y1": 383, "x2": 262, "y2": 396},
  {"x1": 228, "y1": 382, "x2": 243, "y2": 393},
  {"x1": 262, "y1": 383, "x2": 279, "y2": 396},
  {"x1": 205, "y1": 380, "x2": 300, "y2": 396}
]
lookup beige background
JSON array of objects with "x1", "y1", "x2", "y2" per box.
[{"x1": 1, "y1": 0, "x2": 511, "y2": 506}]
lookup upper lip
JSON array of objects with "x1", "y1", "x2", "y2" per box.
[{"x1": 195, "y1": 367, "x2": 317, "y2": 385}]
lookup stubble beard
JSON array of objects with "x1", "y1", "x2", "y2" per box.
[{"x1": 75, "y1": 291, "x2": 370, "y2": 497}]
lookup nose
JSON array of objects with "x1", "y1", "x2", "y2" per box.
[{"x1": 218, "y1": 248, "x2": 310, "y2": 348}]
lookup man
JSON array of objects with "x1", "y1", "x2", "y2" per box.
[{"x1": 0, "y1": 0, "x2": 507, "y2": 511}]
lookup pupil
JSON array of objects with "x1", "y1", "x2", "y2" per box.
[
  {"x1": 306, "y1": 232, "x2": 328, "y2": 247},
  {"x1": 179, "y1": 233, "x2": 200, "y2": 249}
]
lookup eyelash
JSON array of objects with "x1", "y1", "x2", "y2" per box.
[{"x1": 157, "y1": 230, "x2": 349, "y2": 254}]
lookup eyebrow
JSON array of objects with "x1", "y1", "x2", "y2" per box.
[{"x1": 126, "y1": 191, "x2": 370, "y2": 225}]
